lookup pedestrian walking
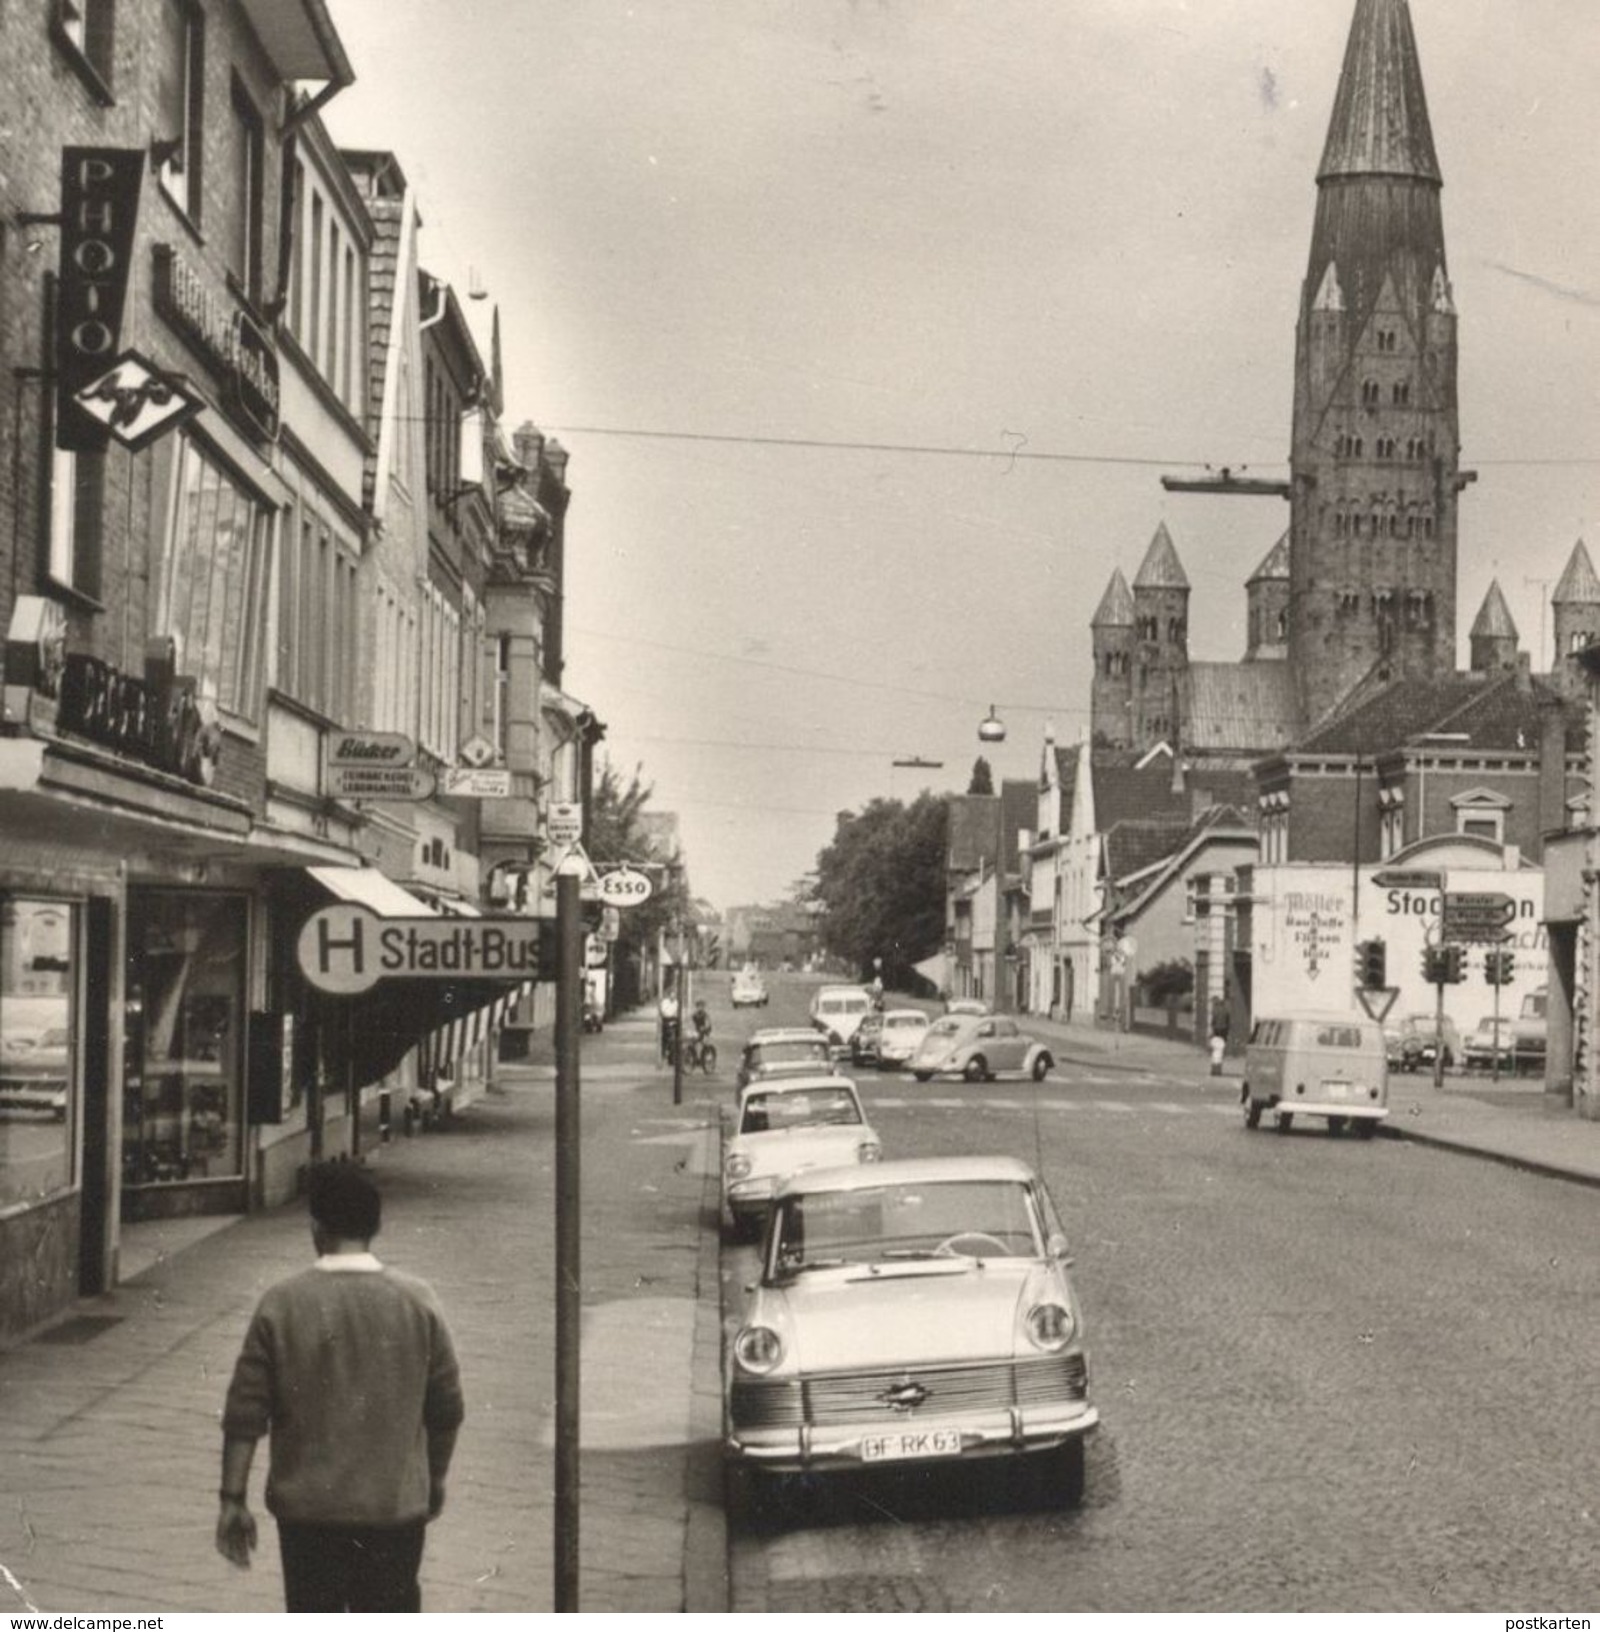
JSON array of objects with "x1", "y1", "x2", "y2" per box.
[{"x1": 215, "y1": 1160, "x2": 464, "y2": 1613}]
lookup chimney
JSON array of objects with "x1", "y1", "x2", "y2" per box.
[
  {"x1": 1536, "y1": 695, "x2": 1570, "y2": 859},
  {"x1": 1515, "y1": 651, "x2": 1532, "y2": 692},
  {"x1": 1170, "y1": 752, "x2": 1186, "y2": 796}
]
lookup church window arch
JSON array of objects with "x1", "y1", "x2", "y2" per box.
[
  {"x1": 1392, "y1": 380, "x2": 1410, "y2": 406},
  {"x1": 1361, "y1": 379, "x2": 1380, "y2": 406}
]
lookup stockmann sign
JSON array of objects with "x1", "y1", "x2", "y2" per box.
[{"x1": 297, "y1": 905, "x2": 542, "y2": 995}]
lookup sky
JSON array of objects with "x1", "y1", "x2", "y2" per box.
[{"x1": 322, "y1": 0, "x2": 1600, "y2": 912}]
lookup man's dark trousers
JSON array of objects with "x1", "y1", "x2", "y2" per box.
[{"x1": 278, "y1": 1520, "x2": 427, "y2": 1612}]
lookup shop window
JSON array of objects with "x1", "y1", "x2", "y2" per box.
[
  {"x1": 123, "y1": 892, "x2": 246, "y2": 1189},
  {"x1": 52, "y1": 0, "x2": 115, "y2": 100},
  {"x1": 0, "y1": 900, "x2": 78, "y2": 1209},
  {"x1": 47, "y1": 443, "x2": 105, "y2": 602},
  {"x1": 154, "y1": 0, "x2": 203, "y2": 221},
  {"x1": 158, "y1": 437, "x2": 273, "y2": 723}
]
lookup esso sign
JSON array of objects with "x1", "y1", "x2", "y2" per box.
[{"x1": 597, "y1": 867, "x2": 653, "y2": 908}]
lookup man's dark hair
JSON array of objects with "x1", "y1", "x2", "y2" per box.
[{"x1": 308, "y1": 1161, "x2": 381, "y2": 1241}]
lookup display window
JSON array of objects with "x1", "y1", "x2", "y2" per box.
[
  {"x1": 0, "y1": 899, "x2": 78, "y2": 1211},
  {"x1": 123, "y1": 892, "x2": 247, "y2": 1188}
]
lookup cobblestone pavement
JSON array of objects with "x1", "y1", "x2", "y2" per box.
[
  {"x1": 722, "y1": 1000, "x2": 1600, "y2": 1613},
  {"x1": 0, "y1": 1013, "x2": 728, "y2": 1615}
]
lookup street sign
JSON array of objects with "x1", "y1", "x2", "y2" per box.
[
  {"x1": 296, "y1": 904, "x2": 543, "y2": 994},
  {"x1": 72, "y1": 349, "x2": 203, "y2": 451},
  {"x1": 597, "y1": 866, "x2": 654, "y2": 908},
  {"x1": 1441, "y1": 891, "x2": 1516, "y2": 944},
  {"x1": 1357, "y1": 987, "x2": 1400, "y2": 1022},
  {"x1": 441, "y1": 766, "x2": 512, "y2": 798},
  {"x1": 546, "y1": 802, "x2": 583, "y2": 844},
  {"x1": 327, "y1": 763, "x2": 435, "y2": 801},
  {"x1": 1372, "y1": 869, "x2": 1443, "y2": 891},
  {"x1": 459, "y1": 734, "x2": 497, "y2": 769}
]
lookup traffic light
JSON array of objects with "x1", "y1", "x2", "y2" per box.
[
  {"x1": 1441, "y1": 944, "x2": 1467, "y2": 984},
  {"x1": 1422, "y1": 946, "x2": 1445, "y2": 984},
  {"x1": 1484, "y1": 947, "x2": 1515, "y2": 986},
  {"x1": 1356, "y1": 938, "x2": 1386, "y2": 989}
]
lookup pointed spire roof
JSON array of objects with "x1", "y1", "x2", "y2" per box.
[
  {"x1": 1247, "y1": 531, "x2": 1290, "y2": 585},
  {"x1": 1091, "y1": 567, "x2": 1135, "y2": 628},
  {"x1": 1133, "y1": 523, "x2": 1189, "y2": 591},
  {"x1": 1318, "y1": 0, "x2": 1441, "y2": 184},
  {"x1": 1553, "y1": 539, "x2": 1600, "y2": 606},
  {"x1": 1469, "y1": 579, "x2": 1518, "y2": 640}
]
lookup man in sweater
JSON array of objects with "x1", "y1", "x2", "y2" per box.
[{"x1": 216, "y1": 1160, "x2": 465, "y2": 1612}]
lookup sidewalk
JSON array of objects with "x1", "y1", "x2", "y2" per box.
[
  {"x1": 1025, "y1": 1010, "x2": 1600, "y2": 1190},
  {"x1": 0, "y1": 1012, "x2": 728, "y2": 1615}
]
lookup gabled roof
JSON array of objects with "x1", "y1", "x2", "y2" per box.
[
  {"x1": 1185, "y1": 662, "x2": 1298, "y2": 753},
  {"x1": 1553, "y1": 539, "x2": 1600, "y2": 606},
  {"x1": 1102, "y1": 817, "x2": 1191, "y2": 886},
  {"x1": 1105, "y1": 806, "x2": 1258, "y2": 921},
  {"x1": 1090, "y1": 753, "x2": 1257, "y2": 833},
  {"x1": 1091, "y1": 568, "x2": 1135, "y2": 628},
  {"x1": 1317, "y1": 0, "x2": 1441, "y2": 184},
  {"x1": 1050, "y1": 745, "x2": 1080, "y2": 830},
  {"x1": 1247, "y1": 531, "x2": 1290, "y2": 585},
  {"x1": 1295, "y1": 670, "x2": 1583, "y2": 757},
  {"x1": 1469, "y1": 580, "x2": 1518, "y2": 640},
  {"x1": 947, "y1": 795, "x2": 996, "y2": 873},
  {"x1": 1001, "y1": 778, "x2": 1035, "y2": 870},
  {"x1": 1132, "y1": 523, "x2": 1188, "y2": 591}
]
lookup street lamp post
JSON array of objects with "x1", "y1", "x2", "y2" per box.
[{"x1": 977, "y1": 708, "x2": 1011, "y2": 1014}]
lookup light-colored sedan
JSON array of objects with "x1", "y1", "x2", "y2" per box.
[
  {"x1": 875, "y1": 1008, "x2": 931, "y2": 1069},
  {"x1": 723, "y1": 1076, "x2": 881, "y2": 1240},
  {"x1": 735, "y1": 1029, "x2": 837, "y2": 1091},
  {"x1": 726, "y1": 1155, "x2": 1096, "y2": 1505},
  {"x1": 909, "y1": 1014, "x2": 1054, "y2": 1083}
]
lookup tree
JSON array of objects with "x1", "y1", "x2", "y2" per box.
[
  {"x1": 811, "y1": 793, "x2": 948, "y2": 988},
  {"x1": 967, "y1": 756, "x2": 994, "y2": 795}
]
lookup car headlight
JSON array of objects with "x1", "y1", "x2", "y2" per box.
[
  {"x1": 857, "y1": 1139, "x2": 882, "y2": 1163},
  {"x1": 734, "y1": 1325, "x2": 784, "y2": 1374},
  {"x1": 726, "y1": 1153, "x2": 753, "y2": 1180},
  {"x1": 1025, "y1": 1302, "x2": 1076, "y2": 1352}
]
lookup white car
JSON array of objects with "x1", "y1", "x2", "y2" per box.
[
  {"x1": 909, "y1": 1014, "x2": 1054, "y2": 1083},
  {"x1": 732, "y1": 970, "x2": 769, "y2": 1008},
  {"x1": 809, "y1": 986, "x2": 873, "y2": 1052},
  {"x1": 875, "y1": 1008, "x2": 931, "y2": 1069},
  {"x1": 727, "y1": 1155, "x2": 1096, "y2": 1505},
  {"x1": 723, "y1": 1076, "x2": 880, "y2": 1241}
]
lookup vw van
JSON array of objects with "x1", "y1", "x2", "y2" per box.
[{"x1": 1241, "y1": 1012, "x2": 1388, "y2": 1137}]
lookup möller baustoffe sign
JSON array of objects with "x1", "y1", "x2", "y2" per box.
[
  {"x1": 56, "y1": 148, "x2": 144, "y2": 452},
  {"x1": 297, "y1": 905, "x2": 543, "y2": 995}
]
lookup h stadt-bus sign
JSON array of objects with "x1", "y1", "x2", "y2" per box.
[{"x1": 297, "y1": 904, "x2": 542, "y2": 995}]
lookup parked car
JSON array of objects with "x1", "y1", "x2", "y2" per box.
[
  {"x1": 1462, "y1": 1016, "x2": 1518, "y2": 1072},
  {"x1": 849, "y1": 1011, "x2": 885, "y2": 1067},
  {"x1": 735, "y1": 1029, "x2": 837, "y2": 1091},
  {"x1": 875, "y1": 1009, "x2": 932, "y2": 1069},
  {"x1": 0, "y1": 1017, "x2": 70, "y2": 1121},
  {"x1": 909, "y1": 1013, "x2": 1054, "y2": 1083},
  {"x1": 726, "y1": 1154, "x2": 1097, "y2": 1506},
  {"x1": 810, "y1": 986, "x2": 873, "y2": 1052},
  {"x1": 1383, "y1": 1013, "x2": 1461, "y2": 1072},
  {"x1": 1242, "y1": 1012, "x2": 1388, "y2": 1136},
  {"x1": 722, "y1": 1075, "x2": 880, "y2": 1241},
  {"x1": 1511, "y1": 987, "x2": 1548, "y2": 1070},
  {"x1": 732, "y1": 969, "x2": 770, "y2": 1009}
]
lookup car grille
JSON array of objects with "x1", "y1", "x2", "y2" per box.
[{"x1": 730, "y1": 1354, "x2": 1087, "y2": 1429}]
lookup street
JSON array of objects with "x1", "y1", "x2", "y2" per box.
[{"x1": 717, "y1": 976, "x2": 1600, "y2": 1613}]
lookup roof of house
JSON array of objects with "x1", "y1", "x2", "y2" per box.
[
  {"x1": 947, "y1": 795, "x2": 996, "y2": 873},
  {"x1": 1185, "y1": 661, "x2": 1298, "y2": 752},
  {"x1": 1090, "y1": 753, "x2": 1258, "y2": 832}
]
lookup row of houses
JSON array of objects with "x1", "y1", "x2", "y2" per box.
[{"x1": 0, "y1": 0, "x2": 609, "y2": 1342}]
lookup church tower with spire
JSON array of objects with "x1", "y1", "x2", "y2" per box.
[
  {"x1": 1551, "y1": 539, "x2": 1600, "y2": 700},
  {"x1": 1090, "y1": 567, "x2": 1135, "y2": 749},
  {"x1": 1288, "y1": 0, "x2": 1462, "y2": 726},
  {"x1": 1130, "y1": 523, "x2": 1190, "y2": 747}
]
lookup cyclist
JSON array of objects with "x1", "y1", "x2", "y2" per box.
[{"x1": 691, "y1": 999, "x2": 712, "y2": 1043}]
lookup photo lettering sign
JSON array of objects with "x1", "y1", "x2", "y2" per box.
[{"x1": 56, "y1": 148, "x2": 144, "y2": 452}]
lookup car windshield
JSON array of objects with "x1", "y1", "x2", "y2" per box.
[
  {"x1": 740, "y1": 1087, "x2": 862, "y2": 1134},
  {"x1": 770, "y1": 1178, "x2": 1042, "y2": 1271},
  {"x1": 755, "y1": 1040, "x2": 829, "y2": 1065}
]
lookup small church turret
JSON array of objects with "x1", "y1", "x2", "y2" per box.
[
  {"x1": 1468, "y1": 579, "x2": 1518, "y2": 674},
  {"x1": 1551, "y1": 539, "x2": 1600, "y2": 698},
  {"x1": 1131, "y1": 523, "x2": 1189, "y2": 747},
  {"x1": 1090, "y1": 568, "x2": 1135, "y2": 749},
  {"x1": 1245, "y1": 532, "x2": 1290, "y2": 662}
]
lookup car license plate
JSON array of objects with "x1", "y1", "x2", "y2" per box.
[
  {"x1": 860, "y1": 1428, "x2": 964, "y2": 1462},
  {"x1": 1321, "y1": 1079, "x2": 1354, "y2": 1099}
]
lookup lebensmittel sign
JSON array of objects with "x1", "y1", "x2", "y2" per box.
[{"x1": 297, "y1": 905, "x2": 542, "y2": 995}]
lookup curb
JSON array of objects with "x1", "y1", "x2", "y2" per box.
[
  {"x1": 1377, "y1": 1120, "x2": 1600, "y2": 1192},
  {"x1": 683, "y1": 1103, "x2": 730, "y2": 1613}
]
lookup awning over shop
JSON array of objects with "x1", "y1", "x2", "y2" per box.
[{"x1": 295, "y1": 868, "x2": 525, "y2": 1091}]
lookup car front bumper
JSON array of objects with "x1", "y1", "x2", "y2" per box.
[{"x1": 728, "y1": 1401, "x2": 1099, "y2": 1472}]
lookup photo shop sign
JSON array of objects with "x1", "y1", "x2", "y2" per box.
[{"x1": 55, "y1": 148, "x2": 144, "y2": 453}]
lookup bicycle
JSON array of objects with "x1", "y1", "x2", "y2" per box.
[{"x1": 682, "y1": 1033, "x2": 718, "y2": 1074}]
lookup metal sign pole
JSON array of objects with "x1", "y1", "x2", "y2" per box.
[{"x1": 554, "y1": 872, "x2": 582, "y2": 1611}]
